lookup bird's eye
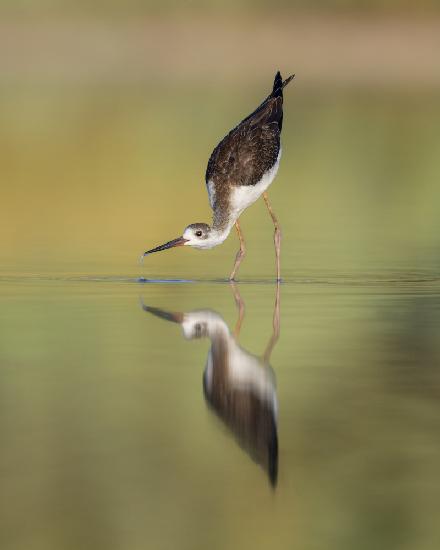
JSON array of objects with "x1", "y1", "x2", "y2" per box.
[{"x1": 195, "y1": 230, "x2": 203, "y2": 237}]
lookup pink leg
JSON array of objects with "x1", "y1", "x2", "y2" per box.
[
  {"x1": 229, "y1": 220, "x2": 246, "y2": 281},
  {"x1": 263, "y1": 192, "x2": 282, "y2": 281}
]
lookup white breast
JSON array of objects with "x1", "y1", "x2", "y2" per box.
[{"x1": 230, "y1": 149, "x2": 281, "y2": 218}]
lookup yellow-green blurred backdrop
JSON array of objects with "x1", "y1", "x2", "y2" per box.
[
  {"x1": 1, "y1": 1, "x2": 440, "y2": 278},
  {"x1": 1, "y1": 4, "x2": 440, "y2": 550}
]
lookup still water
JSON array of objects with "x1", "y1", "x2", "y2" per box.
[
  {"x1": 1, "y1": 273, "x2": 439, "y2": 549},
  {"x1": 1, "y1": 75, "x2": 440, "y2": 548}
]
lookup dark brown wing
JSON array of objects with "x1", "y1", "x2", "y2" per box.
[{"x1": 205, "y1": 96, "x2": 282, "y2": 189}]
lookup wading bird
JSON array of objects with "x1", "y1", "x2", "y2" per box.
[{"x1": 142, "y1": 71, "x2": 294, "y2": 280}]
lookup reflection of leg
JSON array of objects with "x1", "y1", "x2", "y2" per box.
[
  {"x1": 230, "y1": 281, "x2": 245, "y2": 339},
  {"x1": 263, "y1": 281, "x2": 281, "y2": 362},
  {"x1": 263, "y1": 192, "x2": 282, "y2": 281},
  {"x1": 229, "y1": 220, "x2": 246, "y2": 281}
]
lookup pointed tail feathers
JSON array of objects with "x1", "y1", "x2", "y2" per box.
[{"x1": 271, "y1": 71, "x2": 295, "y2": 98}]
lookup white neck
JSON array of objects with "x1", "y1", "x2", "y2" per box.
[{"x1": 209, "y1": 224, "x2": 235, "y2": 248}]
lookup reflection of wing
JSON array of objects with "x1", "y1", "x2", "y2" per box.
[
  {"x1": 141, "y1": 296, "x2": 280, "y2": 487},
  {"x1": 205, "y1": 98, "x2": 282, "y2": 189},
  {"x1": 198, "y1": 314, "x2": 278, "y2": 487},
  {"x1": 203, "y1": 345, "x2": 278, "y2": 486}
]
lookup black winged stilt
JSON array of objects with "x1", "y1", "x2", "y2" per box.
[{"x1": 142, "y1": 71, "x2": 295, "y2": 281}]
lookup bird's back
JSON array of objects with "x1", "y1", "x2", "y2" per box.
[{"x1": 205, "y1": 72, "x2": 294, "y2": 227}]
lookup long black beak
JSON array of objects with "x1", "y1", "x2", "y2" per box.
[{"x1": 143, "y1": 236, "x2": 188, "y2": 257}]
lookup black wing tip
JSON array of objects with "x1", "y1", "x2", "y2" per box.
[
  {"x1": 272, "y1": 71, "x2": 295, "y2": 98},
  {"x1": 274, "y1": 70, "x2": 283, "y2": 88}
]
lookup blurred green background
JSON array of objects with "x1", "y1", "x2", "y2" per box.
[
  {"x1": 1, "y1": 2, "x2": 440, "y2": 550},
  {"x1": 1, "y1": 0, "x2": 439, "y2": 278}
]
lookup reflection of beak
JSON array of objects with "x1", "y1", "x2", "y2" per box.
[
  {"x1": 143, "y1": 236, "x2": 188, "y2": 256},
  {"x1": 140, "y1": 300, "x2": 184, "y2": 324}
]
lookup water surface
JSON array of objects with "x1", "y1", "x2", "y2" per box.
[{"x1": 1, "y1": 274, "x2": 439, "y2": 550}]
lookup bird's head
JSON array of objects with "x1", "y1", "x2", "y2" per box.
[
  {"x1": 143, "y1": 222, "x2": 221, "y2": 257},
  {"x1": 182, "y1": 223, "x2": 212, "y2": 248}
]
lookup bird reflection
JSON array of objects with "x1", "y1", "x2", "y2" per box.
[{"x1": 141, "y1": 283, "x2": 280, "y2": 486}]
